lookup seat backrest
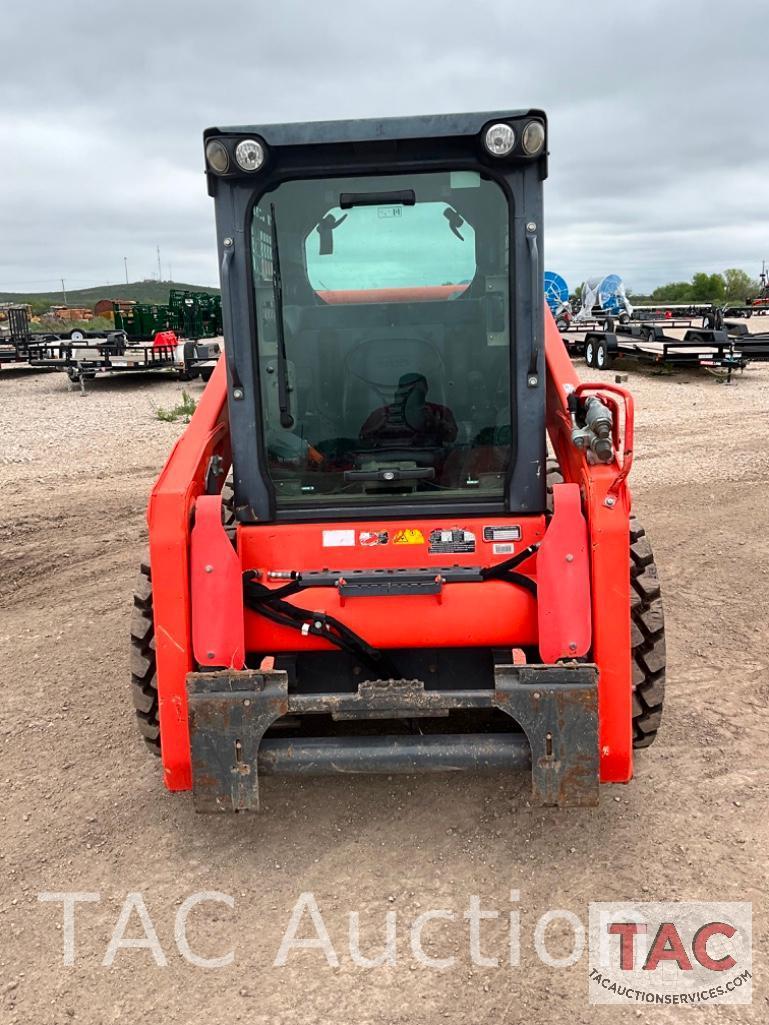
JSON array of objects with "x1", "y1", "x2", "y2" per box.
[{"x1": 342, "y1": 335, "x2": 446, "y2": 435}]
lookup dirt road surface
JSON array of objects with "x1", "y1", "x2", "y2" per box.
[{"x1": 1, "y1": 350, "x2": 768, "y2": 1024}]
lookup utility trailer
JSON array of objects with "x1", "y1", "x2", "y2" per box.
[
  {"x1": 0, "y1": 305, "x2": 60, "y2": 367},
  {"x1": 29, "y1": 331, "x2": 221, "y2": 389},
  {"x1": 630, "y1": 303, "x2": 721, "y2": 329},
  {"x1": 578, "y1": 322, "x2": 746, "y2": 378},
  {"x1": 723, "y1": 321, "x2": 769, "y2": 362},
  {"x1": 132, "y1": 110, "x2": 667, "y2": 812}
]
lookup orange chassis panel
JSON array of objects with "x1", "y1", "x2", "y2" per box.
[
  {"x1": 147, "y1": 311, "x2": 634, "y2": 792},
  {"x1": 238, "y1": 516, "x2": 543, "y2": 653}
]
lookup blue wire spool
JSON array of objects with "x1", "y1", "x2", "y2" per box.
[
  {"x1": 597, "y1": 273, "x2": 625, "y2": 314},
  {"x1": 544, "y1": 271, "x2": 569, "y2": 313}
]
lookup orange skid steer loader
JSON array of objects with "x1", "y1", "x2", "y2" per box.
[{"x1": 130, "y1": 110, "x2": 665, "y2": 811}]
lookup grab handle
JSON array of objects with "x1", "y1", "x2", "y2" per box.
[
  {"x1": 526, "y1": 227, "x2": 540, "y2": 387},
  {"x1": 220, "y1": 239, "x2": 243, "y2": 394}
]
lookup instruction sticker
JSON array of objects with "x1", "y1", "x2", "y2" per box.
[
  {"x1": 392, "y1": 528, "x2": 425, "y2": 545},
  {"x1": 483, "y1": 525, "x2": 522, "y2": 543},
  {"x1": 322, "y1": 529, "x2": 355, "y2": 548},
  {"x1": 359, "y1": 530, "x2": 389, "y2": 547},
  {"x1": 428, "y1": 528, "x2": 476, "y2": 555}
]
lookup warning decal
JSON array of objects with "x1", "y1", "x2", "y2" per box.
[
  {"x1": 359, "y1": 530, "x2": 389, "y2": 547},
  {"x1": 392, "y1": 528, "x2": 425, "y2": 545},
  {"x1": 428, "y1": 528, "x2": 476, "y2": 555}
]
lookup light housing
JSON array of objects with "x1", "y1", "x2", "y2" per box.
[
  {"x1": 483, "y1": 123, "x2": 515, "y2": 157},
  {"x1": 522, "y1": 120, "x2": 546, "y2": 156},
  {"x1": 205, "y1": 139, "x2": 230, "y2": 174},
  {"x1": 234, "y1": 138, "x2": 265, "y2": 172}
]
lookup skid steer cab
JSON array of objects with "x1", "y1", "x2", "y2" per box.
[{"x1": 132, "y1": 110, "x2": 665, "y2": 812}]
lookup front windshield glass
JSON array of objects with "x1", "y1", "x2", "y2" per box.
[{"x1": 251, "y1": 170, "x2": 512, "y2": 508}]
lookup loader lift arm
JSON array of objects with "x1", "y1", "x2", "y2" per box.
[{"x1": 544, "y1": 309, "x2": 634, "y2": 783}]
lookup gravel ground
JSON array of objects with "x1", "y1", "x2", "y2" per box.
[{"x1": 1, "y1": 337, "x2": 768, "y2": 1024}]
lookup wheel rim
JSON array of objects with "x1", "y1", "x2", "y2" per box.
[
  {"x1": 586, "y1": 341, "x2": 594, "y2": 365},
  {"x1": 597, "y1": 346, "x2": 606, "y2": 368}
]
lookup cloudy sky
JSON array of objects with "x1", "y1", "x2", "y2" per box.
[{"x1": 1, "y1": 0, "x2": 767, "y2": 295}]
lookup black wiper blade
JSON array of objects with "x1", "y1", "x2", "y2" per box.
[{"x1": 270, "y1": 202, "x2": 294, "y2": 428}]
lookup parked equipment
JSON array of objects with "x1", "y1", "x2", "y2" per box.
[
  {"x1": 132, "y1": 110, "x2": 666, "y2": 812},
  {"x1": 29, "y1": 330, "x2": 221, "y2": 388},
  {"x1": 575, "y1": 319, "x2": 745, "y2": 378},
  {"x1": 114, "y1": 290, "x2": 223, "y2": 341},
  {"x1": 0, "y1": 305, "x2": 58, "y2": 366},
  {"x1": 574, "y1": 274, "x2": 633, "y2": 324},
  {"x1": 723, "y1": 261, "x2": 769, "y2": 318},
  {"x1": 543, "y1": 271, "x2": 572, "y2": 332},
  {"x1": 723, "y1": 320, "x2": 769, "y2": 362}
]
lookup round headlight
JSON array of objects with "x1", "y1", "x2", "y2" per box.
[
  {"x1": 205, "y1": 139, "x2": 230, "y2": 174},
  {"x1": 234, "y1": 138, "x2": 265, "y2": 172},
  {"x1": 522, "y1": 120, "x2": 545, "y2": 156},
  {"x1": 483, "y1": 123, "x2": 515, "y2": 157}
]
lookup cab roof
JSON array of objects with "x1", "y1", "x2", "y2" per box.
[{"x1": 205, "y1": 109, "x2": 546, "y2": 147}]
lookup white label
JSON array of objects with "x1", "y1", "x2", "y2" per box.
[
  {"x1": 493, "y1": 543, "x2": 515, "y2": 555},
  {"x1": 322, "y1": 529, "x2": 355, "y2": 548}
]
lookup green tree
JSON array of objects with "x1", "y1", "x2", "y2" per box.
[
  {"x1": 722, "y1": 268, "x2": 756, "y2": 300},
  {"x1": 651, "y1": 281, "x2": 692, "y2": 302},
  {"x1": 689, "y1": 272, "x2": 725, "y2": 301}
]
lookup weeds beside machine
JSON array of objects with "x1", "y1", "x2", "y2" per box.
[{"x1": 131, "y1": 110, "x2": 666, "y2": 811}]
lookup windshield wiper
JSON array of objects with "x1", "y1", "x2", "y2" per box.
[{"x1": 269, "y1": 203, "x2": 294, "y2": 428}]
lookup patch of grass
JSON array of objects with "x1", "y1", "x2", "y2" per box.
[{"x1": 154, "y1": 391, "x2": 198, "y2": 423}]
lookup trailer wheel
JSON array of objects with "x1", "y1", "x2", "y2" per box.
[
  {"x1": 200, "y1": 366, "x2": 213, "y2": 382},
  {"x1": 584, "y1": 338, "x2": 596, "y2": 368},
  {"x1": 546, "y1": 462, "x2": 665, "y2": 749},
  {"x1": 595, "y1": 338, "x2": 612, "y2": 370},
  {"x1": 130, "y1": 554, "x2": 161, "y2": 755},
  {"x1": 69, "y1": 330, "x2": 85, "y2": 341}
]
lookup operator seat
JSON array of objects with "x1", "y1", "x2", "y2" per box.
[{"x1": 342, "y1": 335, "x2": 447, "y2": 439}]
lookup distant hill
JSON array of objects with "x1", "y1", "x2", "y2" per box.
[{"x1": 0, "y1": 280, "x2": 220, "y2": 314}]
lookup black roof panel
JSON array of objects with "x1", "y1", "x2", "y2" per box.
[{"x1": 205, "y1": 109, "x2": 545, "y2": 146}]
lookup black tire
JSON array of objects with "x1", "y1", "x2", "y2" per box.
[
  {"x1": 629, "y1": 517, "x2": 666, "y2": 747},
  {"x1": 585, "y1": 338, "x2": 596, "y2": 368},
  {"x1": 595, "y1": 338, "x2": 612, "y2": 370},
  {"x1": 546, "y1": 461, "x2": 665, "y2": 748},
  {"x1": 130, "y1": 553, "x2": 161, "y2": 755},
  {"x1": 200, "y1": 366, "x2": 213, "y2": 382},
  {"x1": 129, "y1": 483, "x2": 234, "y2": 756}
]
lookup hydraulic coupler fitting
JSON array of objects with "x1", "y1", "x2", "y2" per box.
[
  {"x1": 569, "y1": 393, "x2": 615, "y2": 463},
  {"x1": 590, "y1": 435, "x2": 614, "y2": 463},
  {"x1": 570, "y1": 424, "x2": 593, "y2": 451},
  {"x1": 583, "y1": 396, "x2": 613, "y2": 439}
]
